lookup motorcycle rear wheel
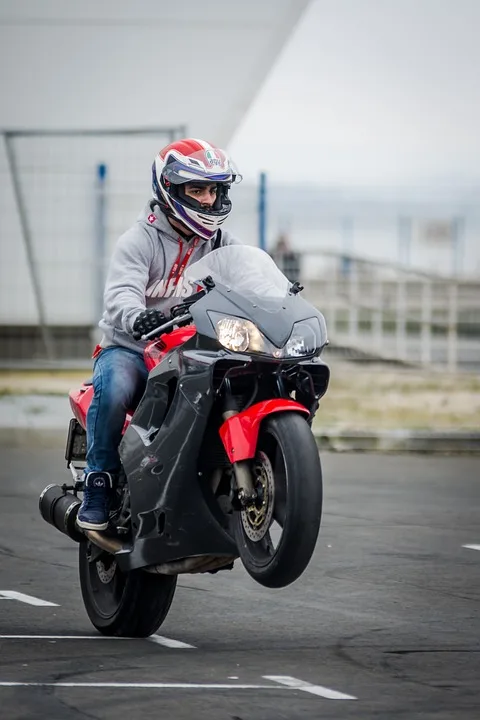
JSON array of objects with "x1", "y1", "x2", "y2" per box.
[
  {"x1": 233, "y1": 412, "x2": 322, "y2": 589},
  {"x1": 79, "y1": 541, "x2": 177, "y2": 637}
]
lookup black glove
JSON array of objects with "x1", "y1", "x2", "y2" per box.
[{"x1": 132, "y1": 309, "x2": 168, "y2": 340}]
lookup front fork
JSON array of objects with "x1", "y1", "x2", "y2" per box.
[{"x1": 222, "y1": 392, "x2": 257, "y2": 506}]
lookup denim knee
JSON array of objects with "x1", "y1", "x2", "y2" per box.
[{"x1": 85, "y1": 346, "x2": 148, "y2": 473}]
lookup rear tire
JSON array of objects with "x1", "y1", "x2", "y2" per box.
[
  {"x1": 79, "y1": 541, "x2": 177, "y2": 637},
  {"x1": 233, "y1": 412, "x2": 322, "y2": 588}
]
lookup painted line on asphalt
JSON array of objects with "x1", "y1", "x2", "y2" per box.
[
  {"x1": 264, "y1": 675, "x2": 357, "y2": 700},
  {"x1": 0, "y1": 681, "x2": 355, "y2": 699},
  {"x1": 0, "y1": 591, "x2": 59, "y2": 607},
  {"x1": 0, "y1": 682, "x2": 285, "y2": 689},
  {"x1": 463, "y1": 544, "x2": 480, "y2": 551},
  {"x1": 0, "y1": 635, "x2": 195, "y2": 648},
  {"x1": 148, "y1": 634, "x2": 196, "y2": 649}
]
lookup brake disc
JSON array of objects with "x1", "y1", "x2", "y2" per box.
[
  {"x1": 96, "y1": 559, "x2": 117, "y2": 584},
  {"x1": 241, "y1": 450, "x2": 275, "y2": 542}
]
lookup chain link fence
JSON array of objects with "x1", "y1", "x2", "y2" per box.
[
  {"x1": 0, "y1": 127, "x2": 183, "y2": 361},
  {"x1": 1, "y1": 134, "x2": 479, "y2": 371}
]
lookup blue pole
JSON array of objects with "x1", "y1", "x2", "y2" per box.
[
  {"x1": 258, "y1": 171, "x2": 267, "y2": 251},
  {"x1": 452, "y1": 216, "x2": 465, "y2": 275},
  {"x1": 340, "y1": 216, "x2": 353, "y2": 277},
  {"x1": 95, "y1": 163, "x2": 108, "y2": 327}
]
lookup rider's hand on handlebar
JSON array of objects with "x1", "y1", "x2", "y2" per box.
[{"x1": 132, "y1": 309, "x2": 169, "y2": 340}]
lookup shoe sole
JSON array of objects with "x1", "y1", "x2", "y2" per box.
[{"x1": 76, "y1": 519, "x2": 108, "y2": 531}]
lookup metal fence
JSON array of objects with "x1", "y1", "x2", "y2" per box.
[
  {"x1": 1, "y1": 134, "x2": 479, "y2": 371},
  {"x1": 0, "y1": 126, "x2": 185, "y2": 360}
]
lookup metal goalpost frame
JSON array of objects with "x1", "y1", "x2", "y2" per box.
[{"x1": 1, "y1": 125, "x2": 185, "y2": 361}]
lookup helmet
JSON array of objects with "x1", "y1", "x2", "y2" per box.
[{"x1": 152, "y1": 138, "x2": 241, "y2": 240}]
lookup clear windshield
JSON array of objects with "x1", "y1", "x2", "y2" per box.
[{"x1": 185, "y1": 245, "x2": 291, "y2": 311}]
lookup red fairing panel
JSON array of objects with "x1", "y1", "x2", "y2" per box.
[
  {"x1": 69, "y1": 385, "x2": 93, "y2": 429},
  {"x1": 144, "y1": 326, "x2": 196, "y2": 371},
  {"x1": 69, "y1": 384, "x2": 132, "y2": 433},
  {"x1": 69, "y1": 327, "x2": 197, "y2": 431},
  {"x1": 219, "y1": 399, "x2": 310, "y2": 463}
]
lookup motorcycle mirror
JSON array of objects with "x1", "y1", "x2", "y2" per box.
[
  {"x1": 289, "y1": 281, "x2": 304, "y2": 295},
  {"x1": 202, "y1": 275, "x2": 216, "y2": 291}
]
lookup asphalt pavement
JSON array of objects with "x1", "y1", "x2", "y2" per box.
[{"x1": 0, "y1": 439, "x2": 479, "y2": 719}]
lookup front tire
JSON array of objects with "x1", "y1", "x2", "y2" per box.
[
  {"x1": 233, "y1": 412, "x2": 322, "y2": 589},
  {"x1": 79, "y1": 541, "x2": 177, "y2": 637}
]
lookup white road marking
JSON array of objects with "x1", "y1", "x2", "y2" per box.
[
  {"x1": 463, "y1": 544, "x2": 480, "y2": 551},
  {"x1": 0, "y1": 677, "x2": 357, "y2": 699},
  {"x1": 0, "y1": 636, "x2": 117, "y2": 640},
  {"x1": 0, "y1": 682, "x2": 279, "y2": 689},
  {"x1": 264, "y1": 675, "x2": 357, "y2": 700},
  {"x1": 0, "y1": 592, "x2": 58, "y2": 607},
  {"x1": 148, "y1": 634, "x2": 196, "y2": 649},
  {"x1": 0, "y1": 634, "x2": 194, "y2": 648}
]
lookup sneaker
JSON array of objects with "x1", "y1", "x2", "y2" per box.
[{"x1": 76, "y1": 472, "x2": 114, "y2": 531}]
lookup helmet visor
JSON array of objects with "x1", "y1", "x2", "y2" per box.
[{"x1": 162, "y1": 148, "x2": 242, "y2": 185}]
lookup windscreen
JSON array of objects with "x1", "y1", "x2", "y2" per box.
[{"x1": 185, "y1": 245, "x2": 291, "y2": 311}]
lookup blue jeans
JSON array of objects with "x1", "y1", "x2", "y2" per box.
[{"x1": 85, "y1": 346, "x2": 149, "y2": 474}]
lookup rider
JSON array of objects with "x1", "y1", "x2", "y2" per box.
[{"x1": 76, "y1": 138, "x2": 242, "y2": 531}]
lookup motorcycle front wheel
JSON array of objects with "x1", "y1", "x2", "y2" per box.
[
  {"x1": 233, "y1": 412, "x2": 322, "y2": 589},
  {"x1": 79, "y1": 542, "x2": 177, "y2": 637}
]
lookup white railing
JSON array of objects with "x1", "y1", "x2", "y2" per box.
[{"x1": 288, "y1": 249, "x2": 480, "y2": 372}]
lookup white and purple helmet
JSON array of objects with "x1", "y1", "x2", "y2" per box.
[{"x1": 152, "y1": 138, "x2": 242, "y2": 240}]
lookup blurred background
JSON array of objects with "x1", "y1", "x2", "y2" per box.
[{"x1": 1, "y1": 0, "x2": 479, "y2": 375}]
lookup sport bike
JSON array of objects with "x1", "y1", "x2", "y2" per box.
[{"x1": 39, "y1": 244, "x2": 330, "y2": 637}]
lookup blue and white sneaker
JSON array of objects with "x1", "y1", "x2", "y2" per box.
[{"x1": 76, "y1": 472, "x2": 113, "y2": 531}]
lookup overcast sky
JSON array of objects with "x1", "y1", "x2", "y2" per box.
[{"x1": 229, "y1": 0, "x2": 480, "y2": 187}]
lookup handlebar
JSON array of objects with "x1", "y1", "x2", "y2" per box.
[
  {"x1": 139, "y1": 286, "x2": 209, "y2": 341},
  {"x1": 141, "y1": 312, "x2": 192, "y2": 341}
]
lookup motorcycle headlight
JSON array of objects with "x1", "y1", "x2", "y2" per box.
[
  {"x1": 214, "y1": 316, "x2": 281, "y2": 356},
  {"x1": 284, "y1": 319, "x2": 321, "y2": 357},
  {"x1": 211, "y1": 313, "x2": 323, "y2": 358},
  {"x1": 215, "y1": 317, "x2": 252, "y2": 353}
]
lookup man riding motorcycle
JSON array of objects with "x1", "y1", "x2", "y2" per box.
[{"x1": 76, "y1": 138, "x2": 243, "y2": 531}]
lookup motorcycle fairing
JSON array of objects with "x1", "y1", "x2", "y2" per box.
[
  {"x1": 144, "y1": 326, "x2": 196, "y2": 371},
  {"x1": 219, "y1": 399, "x2": 310, "y2": 463},
  {"x1": 117, "y1": 338, "x2": 239, "y2": 572},
  {"x1": 69, "y1": 382, "x2": 133, "y2": 434},
  {"x1": 69, "y1": 384, "x2": 93, "y2": 428},
  {"x1": 190, "y1": 283, "x2": 328, "y2": 355},
  {"x1": 68, "y1": 328, "x2": 195, "y2": 431}
]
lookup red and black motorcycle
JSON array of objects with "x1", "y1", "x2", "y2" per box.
[{"x1": 39, "y1": 245, "x2": 330, "y2": 637}]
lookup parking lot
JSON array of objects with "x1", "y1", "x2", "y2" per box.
[{"x1": 1, "y1": 443, "x2": 479, "y2": 719}]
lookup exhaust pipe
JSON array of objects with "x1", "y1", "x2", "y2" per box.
[
  {"x1": 39, "y1": 485, "x2": 128, "y2": 553},
  {"x1": 39, "y1": 484, "x2": 84, "y2": 542}
]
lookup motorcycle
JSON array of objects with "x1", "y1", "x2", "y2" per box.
[{"x1": 39, "y1": 244, "x2": 330, "y2": 637}]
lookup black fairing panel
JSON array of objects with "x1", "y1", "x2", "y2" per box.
[
  {"x1": 190, "y1": 283, "x2": 327, "y2": 350},
  {"x1": 118, "y1": 341, "x2": 237, "y2": 571}
]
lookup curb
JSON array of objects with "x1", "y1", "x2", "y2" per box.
[{"x1": 314, "y1": 429, "x2": 480, "y2": 454}]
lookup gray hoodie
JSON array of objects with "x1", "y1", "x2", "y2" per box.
[{"x1": 98, "y1": 202, "x2": 241, "y2": 353}]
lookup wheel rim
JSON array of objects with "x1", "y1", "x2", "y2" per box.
[{"x1": 86, "y1": 544, "x2": 126, "y2": 619}]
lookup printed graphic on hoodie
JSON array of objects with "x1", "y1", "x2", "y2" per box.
[{"x1": 145, "y1": 275, "x2": 198, "y2": 299}]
